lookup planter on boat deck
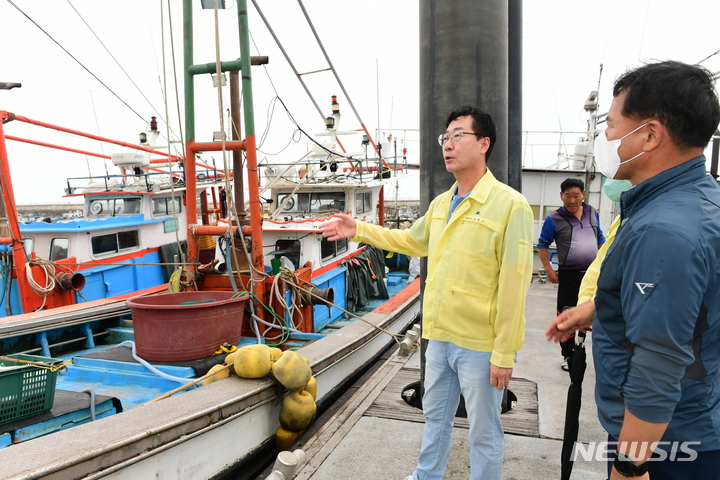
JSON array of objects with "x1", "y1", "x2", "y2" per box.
[{"x1": 127, "y1": 291, "x2": 249, "y2": 362}]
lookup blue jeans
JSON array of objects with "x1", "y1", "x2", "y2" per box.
[{"x1": 412, "y1": 340, "x2": 505, "y2": 480}]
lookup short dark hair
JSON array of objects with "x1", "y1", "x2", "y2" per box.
[
  {"x1": 445, "y1": 105, "x2": 497, "y2": 161},
  {"x1": 613, "y1": 61, "x2": 720, "y2": 150},
  {"x1": 560, "y1": 178, "x2": 584, "y2": 192}
]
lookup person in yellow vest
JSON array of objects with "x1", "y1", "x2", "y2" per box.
[{"x1": 321, "y1": 105, "x2": 534, "y2": 480}]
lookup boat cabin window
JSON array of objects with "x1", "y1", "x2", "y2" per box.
[
  {"x1": 273, "y1": 239, "x2": 301, "y2": 270},
  {"x1": 91, "y1": 230, "x2": 140, "y2": 257},
  {"x1": 49, "y1": 238, "x2": 69, "y2": 261},
  {"x1": 278, "y1": 192, "x2": 345, "y2": 214},
  {"x1": 152, "y1": 196, "x2": 183, "y2": 216},
  {"x1": 355, "y1": 191, "x2": 372, "y2": 214},
  {"x1": 22, "y1": 237, "x2": 34, "y2": 258},
  {"x1": 321, "y1": 237, "x2": 348, "y2": 262},
  {"x1": 88, "y1": 197, "x2": 142, "y2": 217}
]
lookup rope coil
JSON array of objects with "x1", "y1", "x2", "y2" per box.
[
  {"x1": 25, "y1": 258, "x2": 78, "y2": 310},
  {"x1": 244, "y1": 267, "x2": 407, "y2": 349}
]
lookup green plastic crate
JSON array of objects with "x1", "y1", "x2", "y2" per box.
[{"x1": 0, "y1": 354, "x2": 62, "y2": 426}]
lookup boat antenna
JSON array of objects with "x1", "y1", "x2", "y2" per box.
[
  {"x1": 550, "y1": 84, "x2": 568, "y2": 167},
  {"x1": 270, "y1": 96, "x2": 355, "y2": 161},
  {"x1": 377, "y1": 58, "x2": 380, "y2": 145},
  {"x1": 295, "y1": 0, "x2": 384, "y2": 161},
  {"x1": 84, "y1": 156, "x2": 93, "y2": 183},
  {"x1": 596, "y1": 63, "x2": 604, "y2": 112},
  {"x1": 160, "y1": 0, "x2": 186, "y2": 163},
  {"x1": 250, "y1": 0, "x2": 388, "y2": 166},
  {"x1": 636, "y1": 0, "x2": 651, "y2": 66},
  {"x1": 65, "y1": 0, "x2": 178, "y2": 140},
  {"x1": 88, "y1": 89, "x2": 109, "y2": 177},
  {"x1": 698, "y1": 49, "x2": 720, "y2": 65},
  {"x1": 390, "y1": 95, "x2": 395, "y2": 134}
]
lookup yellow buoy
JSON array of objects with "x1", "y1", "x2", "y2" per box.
[
  {"x1": 304, "y1": 376, "x2": 318, "y2": 400},
  {"x1": 224, "y1": 352, "x2": 236, "y2": 375},
  {"x1": 202, "y1": 364, "x2": 231, "y2": 386},
  {"x1": 275, "y1": 425, "x2": 305, "y2": 451},
  {"x1": 234, "y1": 344, "x2": 272, "y2": 378},
  {"x1": 279, "y1": 390, "x2": 317, "y2": 432},
  {"x1": 224, "y1": 352, "x2": 235, "y2": 364},
  {"x1": 270, "y1": 347, "x2": 283, "y2": 360},
  {"x1": 271, "y1": 350, "x2": 312, "y2": 391}
]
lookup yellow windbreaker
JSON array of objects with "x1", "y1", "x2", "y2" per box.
[{"x1": 353, "y1": 169, "x2": 534, "y2": 368}]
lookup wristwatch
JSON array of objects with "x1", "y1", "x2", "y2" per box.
[{"x1": 613, "y1": 451, "x2": 649, "y2": 477}]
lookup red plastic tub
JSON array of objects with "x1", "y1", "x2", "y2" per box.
[{"x1": 126, "y1": 291, "x2": 249, "y2": 361}]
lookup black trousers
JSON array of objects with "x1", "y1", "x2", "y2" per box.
[{"x1": 557, "y1": 269, "x2": 586, "y2": 358}]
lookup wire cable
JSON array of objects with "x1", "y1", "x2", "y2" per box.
[
  {"x1": 65, "y1": 0, "x2": 173, "y2": 134},
  {"x1": 5, "y1": 0, "x2": 146, "y2": 123}
]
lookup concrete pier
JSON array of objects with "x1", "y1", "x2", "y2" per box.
[{"x1": 270, "y1": 280, "x2": 608, "y2": 479}]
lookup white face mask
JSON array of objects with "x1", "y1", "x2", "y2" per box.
[{"x1": 594, "y1": 123, "x2": 648, "y2": 178}]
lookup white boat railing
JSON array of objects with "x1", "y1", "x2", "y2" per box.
[{"x1": 521, "y1": 129, "x2": 589, "y2": 170}]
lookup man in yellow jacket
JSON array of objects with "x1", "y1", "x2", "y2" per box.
[{"x1": 320, "y1": 105, "x2": 534, "y2": 480}]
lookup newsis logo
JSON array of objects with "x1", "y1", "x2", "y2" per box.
[{"x1": 572, "y1": 441, "x2": 700, "y2": 462}]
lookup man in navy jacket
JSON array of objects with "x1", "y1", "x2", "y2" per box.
[{"x1": 547, "y1": 61, "x2": 720, "y2": 480}]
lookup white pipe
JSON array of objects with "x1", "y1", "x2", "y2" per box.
[
  {"x1": 250, "y1": 312, "x2": 300, "y2": 333},
  {"x1": 117, "y1": 341, "x2": 196, "y2": 385}
]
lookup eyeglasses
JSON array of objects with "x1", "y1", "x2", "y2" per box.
[{"x1": 437, "y1": 131, "x2": 482, "y2": 146}]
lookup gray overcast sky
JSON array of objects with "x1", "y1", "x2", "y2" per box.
[{"x1": 1, "y1": 0, "x2": 719, "y2": 204}]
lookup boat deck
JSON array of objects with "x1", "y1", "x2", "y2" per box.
[
  {"x1": 261, "y1": 281, "x2": 609, "y2": 480},
  {"x1": 0, "y1": 272, "x2": 417, "y2": 453},
  {"x1": 0, "y1": 284, "x2": 167, "y2": 340}
]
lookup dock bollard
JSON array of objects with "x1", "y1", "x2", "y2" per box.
[
  {"x1": 266, "y1": 449, "x2": 307, "y2": 479},
  {"x1": 400, "y1": 323, "x2": 422, "y2": 355}
]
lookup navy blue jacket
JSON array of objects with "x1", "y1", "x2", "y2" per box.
[{"x1": 594, "y1": 155, "x2": 720, "y2": 451}]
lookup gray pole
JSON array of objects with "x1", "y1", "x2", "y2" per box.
[
  {"x1": 420, "y1": 0, "x2": 509, "y2": 195},
  {"x1": 419, "y1": 0, "x2": 509, "y2": 394},
  {"x1": 508, "y1": 0, "x2": 523, "y2": 192}
]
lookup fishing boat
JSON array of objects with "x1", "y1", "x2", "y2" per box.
[
  {"x1": 0, "y1": 1, "x2": 420, "y2": 478},
  {"x1": 0, "y1": 114, "x2": 226, "y2": 321}
]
